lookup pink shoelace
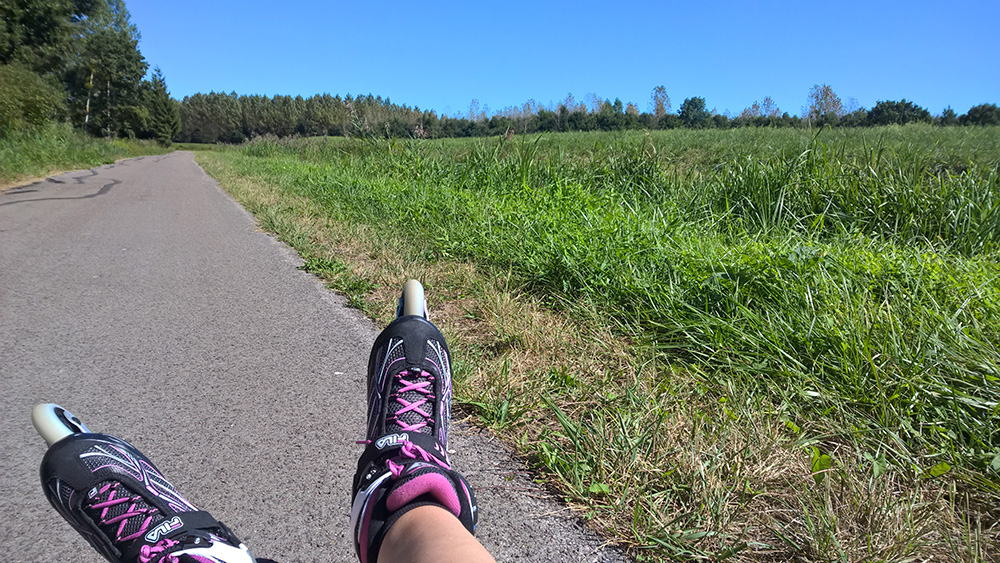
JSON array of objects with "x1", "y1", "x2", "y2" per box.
[
  {"x1": 389, "y1": 370, "x2": 435, "y2": 432},
  {"x1": 139, "y1": 538, "x2": 181, "y2": 563},
  {"x1": 387, "y1": 441, "x2": 451, "y2": 477},
  {"x1": 86, "y1": 482, "x2": 157, "y2": 543}
]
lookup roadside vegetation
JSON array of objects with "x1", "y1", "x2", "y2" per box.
[
  {"x1": 194, "y1": 125, "x2": 999, "y2": 561},
  {"x1": 1, "y1": 0, "x2": 178, "y2": 188},
  {"x1": 0, "y1": 123, "x2": 168, "y2": 188}
]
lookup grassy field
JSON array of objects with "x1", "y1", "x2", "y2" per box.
[
  {"x1": 194, "y1": 125, "x2": 999, "y2": 561},
  {"x1": 0, "y1": 124, "x2": 170, "y2": 188}
]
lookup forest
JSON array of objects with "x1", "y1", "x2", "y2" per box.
[
  {"x1": 1, "y1": 0, "x2": 180, "y2": 144},
  {"x1": 2, "y1": 0, "x2": 998, "y2": 146},
  {"x1": 174, "y1": 89, "x2": 1000, "y2": 144}
]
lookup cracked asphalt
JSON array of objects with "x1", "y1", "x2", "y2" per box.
[{"x1": 0, "y1": 152, "x2": 629, "y2": 563}]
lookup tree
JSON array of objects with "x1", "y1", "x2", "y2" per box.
[
  {"x1": 651, "y1": 85, "x2": 670, "y2": 118},
  {"x1": 936, "y1": 107, "x2": 958, "y2": 126},
  {"x1": 149, "y1": 67, "x2": 179, "y2": 145},
  {"x1": 679, "y1": 97, "x2": 710, "y2": 128},
  {"x1": 760, "y1": 96, "x2": 780, "y2": 118},
  {"x1": 596, "y1": 99, "x2": 625, "y2": 130},
  {"x1": 64, "y1": 0, "x2": 148, "y2": 136},
  {"x1": 840, "y1": 108, "x2": 868, "y2": 127},
  {"x1": 740, "y1": 101, "x2": 763, "y2": 119},
  {"x1": 535, "y1": 108, "x2": 559, "y2": 132},
  {"x1": 561, "y1": 92, "x2": 579, "y2": 113},
  {"x1": 468, "y1": 98, "x2": 486, "y2": 122},
  {"x1": 866, "y1": 99, "x2": 931, "y2": 126},
  {"x1": 0, "y1": 62, "x2": 67, "y2": 134},
  {"x1": 806, "y1": 84, "x2": 844, "y2": 121},
  {"x1": 0, "y1": 0, "x2": 99, "y2": 75},
  {"x1": 961, "y1": 103, "x2": 1000, "y2": 126}
]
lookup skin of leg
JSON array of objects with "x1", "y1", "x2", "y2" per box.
[{"x1": 379, "y1": 505, "x2": 495, "y2": 563}]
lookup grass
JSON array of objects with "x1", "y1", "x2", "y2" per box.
[
  {"x1": 194, "y1": 125, "x2": 1000, "y2": 561},
  {"x1": 0, "y1": 123, "x2": 170, "y2": 188}
]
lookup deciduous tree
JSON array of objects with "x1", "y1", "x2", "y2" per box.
[
  {"x1": 679, "y1": 97, "x2": 709, "y2": 128},
  {"x1": 651, "y1": 85, "x2": 670, "y2": 118},
  {"x1": 806, "y1": 84, "x2": 844, "y2": 121},
  {"x1": 961, "y1": 103, "x2": 1000, "y2": 126},
  {"x1": 866, "y1": 99, "x2": 931, "y2": 126},
  {"x1": 0, "y1": 62, "x2": 67, "y2": 133}
]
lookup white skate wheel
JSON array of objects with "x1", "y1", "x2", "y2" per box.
[
  {"x1": 31, "y1": 404, "x2": 90, "y2": 446},
  {"x1": 400, "y1": 279, "x2": 427, "y2": 318}
]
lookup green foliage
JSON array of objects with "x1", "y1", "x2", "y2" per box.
[
  {"x1": 2, "y1": 0, "x2": 166, "y2": 140},
  {"x1": 937, "y1": 106, "x2": 959, "y2": 126},
  {"x1": 0, "y1": 63, "x2": 66, "y2": 135},
  {"x1": 0, "y1": 0, "x2": 95, "y2": 74},
  {"x1": 203, "y1": 127, "x2": 1000, "y2": 560},
  {"x1": 961, "y1": 103, "x2": 1000, "y2": 126},
  {"x1": 149, "y1": 67, "x2": 180, "y2": 145},
  {"x1": 176, "y1": 84, "x2": 995, "y2": 143},
  {"x1": 0, "y1": 121, "x2": 168, "y2": 184},
  {"x1": 678, "y1": 97, "x2": 710, "y2": 128},
  {"x1": 866, "y1": 99, "x2": 932, "y2": 126},
  {"x1": 179, "y1": 92, "x2": 245, "y2": 143},
  {"x1": 65, "y1": 0, "x2": 148, "y2": 137}
]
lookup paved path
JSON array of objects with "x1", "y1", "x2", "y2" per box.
[{"x1": 0, "y1": 152, "x2": 628, "y2": 562}]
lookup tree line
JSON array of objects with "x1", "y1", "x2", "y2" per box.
[
  {"x1": 175, "y1": 86, "x2": 999, "y2": 144},
  {"x1": 1, "y1": 0, "x2": 180, "y2": 144},
  {"x1": 3, "y1": 1, "x2": 996, "y2": 146}
]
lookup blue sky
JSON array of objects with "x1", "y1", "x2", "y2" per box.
[{"x1": 129, "y1": 0, "x2": 999, "y2": 118}]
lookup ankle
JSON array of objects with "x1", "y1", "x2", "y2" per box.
[{"x1": 380, "y1": 506, "x2": 495, "y2": 563}]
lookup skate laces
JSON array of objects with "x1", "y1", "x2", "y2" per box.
[
  {"x1": 85, "y1": 481, "x2": 160, "y2": 544},
  {"x1": 138, "y1": 538, "x2": 181, "y2": 563},
  {"x1": 388, "y1": 369, "x2": 435, "y2": 433},
  {"x1": 386, "y1": 440, "x2": 451, "y2": 477}
]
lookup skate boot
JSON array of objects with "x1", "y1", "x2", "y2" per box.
[
  {"x1": 350, "y1": 281, "x2": 478, "y2": 563},
  {"x1": 39, "y1": 431, "x2": 256, "y2": 563}
]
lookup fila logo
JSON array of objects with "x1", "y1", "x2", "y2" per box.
[
  {"x1": 145, "y1": 516, "x2": 183, "y2": 542},
  {"x1": 375, "y1": 433, "x2": 408, "y2": 449}
]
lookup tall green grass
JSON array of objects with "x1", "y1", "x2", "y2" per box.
[
  {"x1": 0, "y1": 123, "x2": 169, "y2": 185},
  {"x1": 233, "y1": 128, "x2": 999, "y2": 472},
  {"x1": 206, "y1": 126, "x2": 999, "y2": 558}
]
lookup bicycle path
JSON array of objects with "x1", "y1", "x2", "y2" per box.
[{"x1": 0, "y1": 152, "x2": 628, "y2": 562}]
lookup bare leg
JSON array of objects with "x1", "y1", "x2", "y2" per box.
[{"x1": 380, "y1": 506, "x2": 495, "y2": 563}]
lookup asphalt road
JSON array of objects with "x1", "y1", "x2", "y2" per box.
[{"x1": 0, "y1": 152, "x2": 628, "y2": 563}]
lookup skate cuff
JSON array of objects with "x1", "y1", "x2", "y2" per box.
[
  {"x1": 351, "y1": 458, "x2": 478, "y2": 563},
  {"x1": 386, "y1": 469, "x2": 460, "y2": 515}
]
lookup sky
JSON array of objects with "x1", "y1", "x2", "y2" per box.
[{"x1": 128, "y1": 0, "x2": 999, "y2": 119}]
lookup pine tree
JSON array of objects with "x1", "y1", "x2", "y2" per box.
[{"x1": 149, "y1": 67, "x2": 180, "y2": 145}]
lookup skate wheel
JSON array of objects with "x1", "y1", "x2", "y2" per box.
[
  {"x1": 398, "y1": 279, "x2": 427, "y2": 318},
  {"x1": 31, "y1": 404, "x2": 90, "y2": 446}
]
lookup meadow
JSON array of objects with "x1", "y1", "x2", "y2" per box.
[{"x1": 195, "y1": 125, "x2": 1000, "y2": 561}]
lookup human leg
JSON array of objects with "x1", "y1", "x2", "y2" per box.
[{"x1": 380, "y1": 506, "x2": 494, "y2": 563}]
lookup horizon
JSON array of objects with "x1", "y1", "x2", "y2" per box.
[{"x1": 129, "y1": 0, "x2": 999, "y2": 118}]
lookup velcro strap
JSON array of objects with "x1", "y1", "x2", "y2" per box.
[{"x1": 358, "y1": 432, "x2": 449, "y2": 472}]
